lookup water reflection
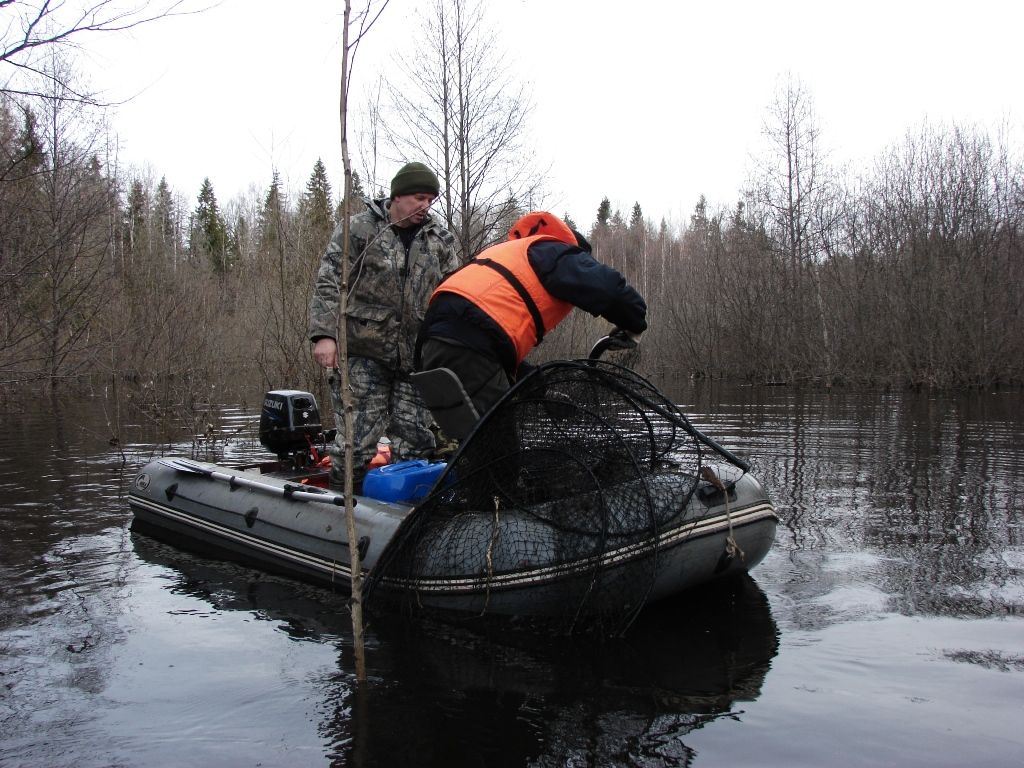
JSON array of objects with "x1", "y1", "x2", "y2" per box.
[
  {"x1": 676, "y1": 385, "x2": 1024, "y2": 623},
  {"x1": 130, "y1": 534, "x2": 354, "y2": 642},
  {"x1": 364, "y1": 576, "x2": 777, "y2": 767},
  {"x1": 132, "y1": 535, "x2": 779, "y2": 767},
  {"x1": 0, "y1": 526, "x2": 137, "y2": 767}
]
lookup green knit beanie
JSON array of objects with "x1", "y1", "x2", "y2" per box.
[{"x1": 390, "y1": 161, "x2": 440, "y2": 198}]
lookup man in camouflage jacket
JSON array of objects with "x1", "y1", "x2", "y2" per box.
[{"x1": 309, "y1": 162, "x2": 459, "y2": 487}]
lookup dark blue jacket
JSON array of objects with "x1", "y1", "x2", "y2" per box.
[{"x1": 419, "y1": 239, "x2": 647, "y2": 378}]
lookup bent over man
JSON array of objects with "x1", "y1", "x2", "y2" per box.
[{"x1": 415, "y1": 211, "x2": 647, "y2": 437}]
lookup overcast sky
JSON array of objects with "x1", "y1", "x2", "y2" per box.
[{"x1": 90, "y1": 0, "x2": 1023, "y2": 228}]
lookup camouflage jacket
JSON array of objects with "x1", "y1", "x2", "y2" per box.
[{"x1": 308, "y1": 197, "x2": 459, "y2": 370}]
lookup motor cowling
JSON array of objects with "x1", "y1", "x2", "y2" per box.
[{"x1": 259, "y1": 390, "x2": 322, "y2": 457}]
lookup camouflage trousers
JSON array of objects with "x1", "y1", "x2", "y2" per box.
[{"x1": 327, "y1": 356, "x2": 436, "y2": 485}]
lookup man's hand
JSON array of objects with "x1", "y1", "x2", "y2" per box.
[
  {"x1": 607, "y1": 327, "x2": 641, "y2": 350},
  {"x1": 313, "y1": 338, "x2": 338, "y2": 368}
]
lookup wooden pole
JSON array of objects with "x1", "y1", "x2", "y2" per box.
[{"x1": 338, "y1": 0, "x2": 366, "y2": 683}]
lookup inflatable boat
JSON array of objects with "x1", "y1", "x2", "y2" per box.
[{"x1": 129, "y1": 354, "x2": 777, "y2": 633}]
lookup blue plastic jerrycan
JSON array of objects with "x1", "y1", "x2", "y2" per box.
[{"x1": 362, "y1": 459, "x2": 448, "y2": 503}]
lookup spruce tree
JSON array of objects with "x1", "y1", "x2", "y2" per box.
[
  {"x1": 154, "y1": 176, "x2": 180, "y2": 261},
  {"x1": 12, "y1": 104, "x2": 45, "y2": 178},
  {"x1": 629, "y1": 202, "x2": 643, "y2": 231},
  {"x1": 122, "y1": 179, "x2": 148, "y2": 264},
  {"x1": 299, "y1": 159, "x2": 335, "y2": 246},
  {"x1": 595, "y1": 197, "x2": 611, "y2": 229},
  {"x1": 191, "y1": 177, "x2": 228, "y2": 272},
  {"x1": 258, "y1": 170, "x2": 285, "y2": 256},
  {"x1": 337, "y1": 168, "x2": 365, "y2": 219}
]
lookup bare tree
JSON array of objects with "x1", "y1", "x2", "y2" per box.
[
  {"x1": 380, "y1": 0, "x2": 544, "y2": 259},
  {"x1": 1, "y1": 0, "x2": 197, "y2": 104},
  {"x1": 0, "y1": 52, "x2": 119, "y2": 386},
  {"x1": 338, "y1": 0, "x2": 391, "y2": 685},
  {"x1": 747, "y1": 75, "x2": 838, "y2": 381},
  {"x1": 356, "y1": 76, "x2": 385, "y2": 196},
  {"x1": 837, "y1": 120, "x2": 1024, "y2": 387}
]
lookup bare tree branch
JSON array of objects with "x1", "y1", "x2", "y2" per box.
[
  {"x1": 2, "y1": 0, "x2": 212, "y2": 104},
  {"x1": 377, "y1": 0, "x2": 548, "y2": 259}
]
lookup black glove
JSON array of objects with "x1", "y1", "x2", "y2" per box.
[{"x1": 606, "y1": 327, "x2": 641, "y2": 350}]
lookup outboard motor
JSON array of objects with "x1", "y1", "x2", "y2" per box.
[{"x1": 259, "y1": 390, "x2": 323, "y2": 458}]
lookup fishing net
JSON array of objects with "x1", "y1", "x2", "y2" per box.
[{"x1": 363, "y1": 359, "x2": 747, "y2": 635}]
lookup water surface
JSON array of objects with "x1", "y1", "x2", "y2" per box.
[{"x1": 1, "y1": 385, "x2": 1021, "y2": 766}]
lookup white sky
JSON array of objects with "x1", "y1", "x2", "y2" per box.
[{"x1": 88, "y1": 0, "x2": 1023, "y2": 228}]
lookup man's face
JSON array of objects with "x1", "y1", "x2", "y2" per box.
[{"x1": 390, "y1": 192, "x2": 436, "y2": 228}]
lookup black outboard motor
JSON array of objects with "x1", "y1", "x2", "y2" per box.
[{"x1": 259, "y1": 390, "x2": 323, "y2": 458}]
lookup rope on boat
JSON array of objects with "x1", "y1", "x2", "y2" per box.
[
  {"x1": 700, "y1": 466, "x2": 745, "y2": 562},
  {"x1": 164, "y1": 458, "x2": 347, "y2": 506}
]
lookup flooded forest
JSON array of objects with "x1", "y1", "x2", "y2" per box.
[{"x1": 2, "y1": 82, "x2": 1022, "y2": 424}]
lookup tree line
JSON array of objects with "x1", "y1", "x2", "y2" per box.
[
  {"x1": 3, "y1": 87, "x2": 1020, "y2": 412},
  {"x1": 557, "y1": 90, "x2": 1024, "y2": 391}
]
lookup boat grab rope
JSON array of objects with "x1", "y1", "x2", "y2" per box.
[
  {"x1": 700, "y1": 466, "x2": 745, "y2": 562},
  {"x1": 163, "y1": 458, "x2": 346, "y2": 506}
]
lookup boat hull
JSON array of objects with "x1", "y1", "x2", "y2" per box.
[
  {"x1": 128, "y1": 457, "x2": 777, "y2": 617},
  {"x1": 368, "y1": 472, "x2": 777, "y2": 617},
  {"x1": 128, "y1": 458, "x2": 406, "y2": 586}
]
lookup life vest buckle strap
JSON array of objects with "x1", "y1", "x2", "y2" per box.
[{"x1": 476, "y1": 257, "x2": 545, "y2": 345}]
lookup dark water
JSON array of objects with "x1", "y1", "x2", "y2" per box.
[{"x1": 1, "y1": 386, "x2": 1022, "y2": 767}]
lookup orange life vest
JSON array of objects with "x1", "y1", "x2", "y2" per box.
[{"x1": 432, "y1": 235, "x2": 574, "y2": 364}]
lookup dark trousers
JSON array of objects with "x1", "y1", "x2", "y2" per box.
[{"x1": 418, "y1": 337, "x2": 510, "y2": 426}]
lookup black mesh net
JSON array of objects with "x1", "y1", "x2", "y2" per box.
[{"x1": 363, "y1": 359, "x2": 747, "y2": 635}]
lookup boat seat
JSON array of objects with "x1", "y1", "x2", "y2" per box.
[{"x1": 410, "y1": 367, "x2": 481, "y2": 441}]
